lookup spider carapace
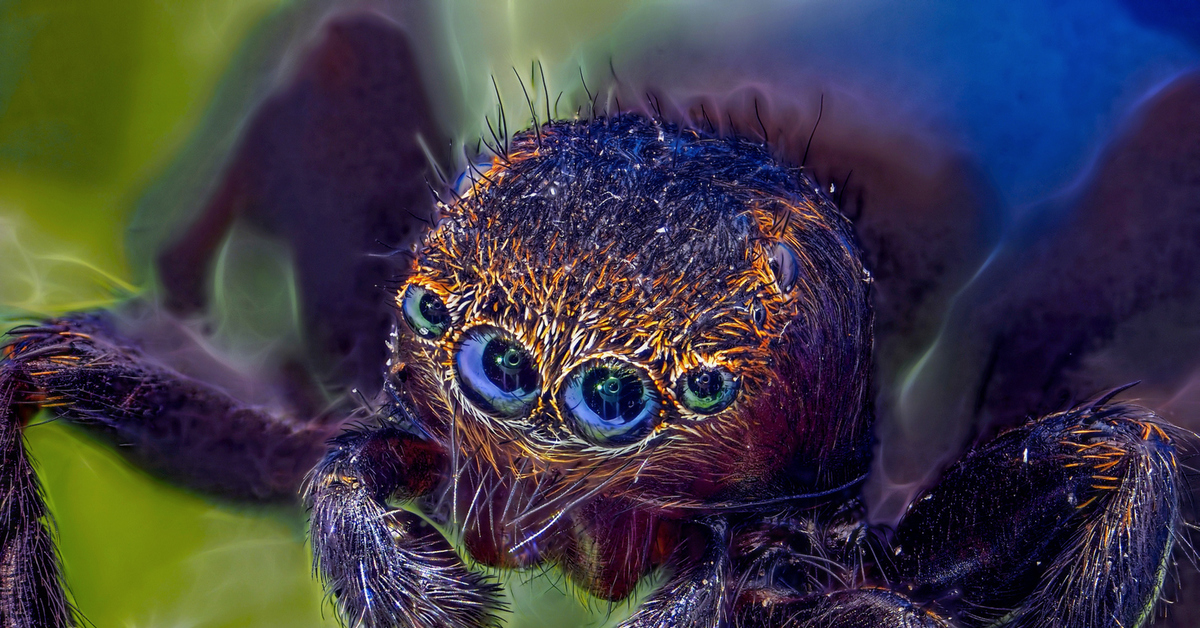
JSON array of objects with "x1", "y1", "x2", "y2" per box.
[{"x1": 0, "y1": 113, "x2": 1191, "y2": 628}]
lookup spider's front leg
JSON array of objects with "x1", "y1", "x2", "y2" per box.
[
  {"x1": 883, "y1": 400, "x2": 1190, "y2": 627},
  {"x1": 730, "y1": 506, "x2": 951, "y2": 628},
  {"x1": 733, "y1": 400, "x2": 1190, "y2": 628},
  {"x1": 0, "y1": 311, "x2": 345, "y2": 627},
  {"x1": 615, "y1": 518, "x2": 733, "y2": 628},
  {"x1": 0, "y1": 356, "x2": 72, "y2": 628},
  {"x1": 305, "y1": 420, "x2": 503, "y2": 628}
]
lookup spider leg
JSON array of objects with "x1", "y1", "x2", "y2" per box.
[
  {"x1": 733, "y1": 588, "x2": 949, "y2": 627},
  {"x1": 0, "y1": 311, "x2": 352, "y2": 627},
  {"x1": 0, "y1": 378, "x2": 72, "y2": 627},
  {"x1": 727, "y1": 506, "x2": 950, "y2": 627},
  {"x1": 616, "y1": 518, "x2": 732, "y2": 628},
  {"x1": 305, "y1": 424, "x2": 503, "y2": 628},
  {"x1": 729, "y1": 402, "x2": 1189, "y2": 628},
  {"x1": 152, "y1": 13, "x2": 446, "y2": 395},
  {"x1": 885, "y1": 402, "x2": 1189, "y2": 627},
  {"x1": 2, "y1": 312, "x2": 341, "y2": 499}
]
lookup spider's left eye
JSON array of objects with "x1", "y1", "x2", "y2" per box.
[
  {"x1": 677, "y1": 366, "x2": 740, "y2": 415},
  {"x1": 455, "y1": 326, "x2": 541, "y2": 417},
  {"x1": 401, "y1": 284, "x2": 451, "y2": 339}
]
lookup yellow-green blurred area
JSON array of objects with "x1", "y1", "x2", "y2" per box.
[
  {"x1": 0, "y1": 0, "x2": 642, "y2": 626},
  {"x1": 0, "y1": 0, "x2": 333, "y2": 625},
  {"x1": 0, "y1": 0, "x2": 283, "y2": 280}
]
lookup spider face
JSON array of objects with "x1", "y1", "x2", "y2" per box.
[{"x1": 394, "y1": 115, "x2": 874, "y2": 531}]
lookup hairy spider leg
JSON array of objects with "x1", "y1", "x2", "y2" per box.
[
  {"x1": 0, "y1": 361, "x2": 71, "y2": 628},
  {"x1": 305, "y1": 423, "x2": 504, "y2": 628},
  {"x1": 727, "y1": 402, "x2": 1189, "y2": 628},
  {"x1": 0, "y1": 312, "x2": 344, "y2": 627},
  {"x1": 615, "y1": 518, "x2": 732, "y2": 628},
  {"x1": 884, "y1": 403, "x2": 1188, "y2": 628}
]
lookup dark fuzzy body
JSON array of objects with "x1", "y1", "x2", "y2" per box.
[{"x1": 0, "y1": 108, "x2": 1192, "y2": 628}]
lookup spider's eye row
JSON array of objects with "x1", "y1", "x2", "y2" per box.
[
  {"x1": 401, "y1": 284, "x2": 451, "y2": 339},
  {"x1": 561, "y1": 359, "x2": 661, "y2": 446},
  {"x1": 677, "y1": 366, "x2": 740, "y2": 415},
  {"x1": 456, "y1": 326, "x2": 541, "y2": 417}
]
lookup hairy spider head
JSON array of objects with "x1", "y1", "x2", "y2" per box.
[{"x1": 395, "y1": 113, "x2": 872, "y2": 524}]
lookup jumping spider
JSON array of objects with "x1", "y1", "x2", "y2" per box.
[{"x1": 0, "y1": 23, "x2": 1195, "y2": 628}]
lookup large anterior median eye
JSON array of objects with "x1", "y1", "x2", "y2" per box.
[
  {"x1": 561, "y1": 359, "x2": 661, "y2": 446},
  {"x1": 455, "y1": 326, "x2": 541, "y2": 417},
  {"x1": 677, "y1": 366, "x2": 740, "y2": 415},
  {"x1": 401, "y1": 284, "x2": 451, "y2": 339}
]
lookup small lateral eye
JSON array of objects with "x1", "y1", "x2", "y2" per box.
[
  {"x1": 750, "y1": 301, "x2": 767, "y2": 329},
  {"x1": 769, "y1": 242, "x2": 800, "y2": 294},
  {"x1": 401, "y1": 284, "x2": 451, "y2": 340},
  {"x1": 453, "y1": 158, "x2": 496, "y2": 197},
  {"x1": 677, "y1": 366, "x2": 740, "y2": 415}
]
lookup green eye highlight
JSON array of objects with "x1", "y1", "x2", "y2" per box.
[
  {"x1": 677, "y1": 367, "x2": 740, "y2": 414},
  {"x1": 456, "y1": 326, "x2": 541, "y2": 417},
  {"x1": 401, "y1": 284, "x2": 451, "y2": 339},
  {"x1": 561, "y1": 359, "x2": 661, "y2": 446}
]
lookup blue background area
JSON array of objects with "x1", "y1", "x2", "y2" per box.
[{"x1": 605, "y1": 0, "x2": 1198, "y2": 210}]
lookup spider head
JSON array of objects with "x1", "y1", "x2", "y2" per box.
[{"x1": 396, "y1": 113, "x2": 872, "y2": 513}]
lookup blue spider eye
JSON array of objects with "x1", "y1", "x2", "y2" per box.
[
  {"x1": 560, "y1": 359, "x2": 661, "y2": 446},
  {"x1": 677, "y1": 367, "x2": 739, "y2": 414},
  {"x1": 401, "y1": 284, "x2": 451, "y2": 339},
  {"x1": 455, "y1": 326, "x2": 540, "y2": 417}
]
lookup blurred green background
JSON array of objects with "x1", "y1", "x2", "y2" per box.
[
  {"x1": 0, "y1": 1, "x2": 339, "y2": 626},
  {"x1": 0, "y1": 0, "x2": 644, "y2": 626}
]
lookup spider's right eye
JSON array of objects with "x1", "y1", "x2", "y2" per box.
[{"x1": 401, "y1": 284, "x2": 451, "y2": 340}]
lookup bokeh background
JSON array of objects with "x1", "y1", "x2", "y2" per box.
[{"x1": 2, "y1": 0, "x2": 1200, "y2": 626}]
